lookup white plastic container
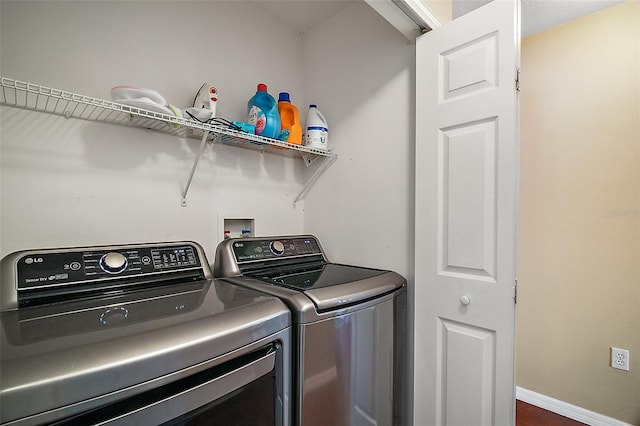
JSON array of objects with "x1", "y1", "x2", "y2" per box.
[{"x1": 304, "y1": 104, "x2": 329, "y2": 151}]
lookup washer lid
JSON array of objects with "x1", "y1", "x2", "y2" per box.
[{"x1": 249, "y1": 263, "x2": 406, "y2": 311}]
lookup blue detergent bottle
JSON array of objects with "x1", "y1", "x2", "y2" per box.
[{"x1": 247, "y1": 83, "x2": 281, "y2": 139}]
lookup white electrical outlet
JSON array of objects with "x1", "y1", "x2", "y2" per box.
[{"x1": 611, "y1": 347, "x2": 630, "y2": 371}]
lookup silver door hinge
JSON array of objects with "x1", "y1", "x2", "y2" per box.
[
  {"x1": 514, "y1": 279, "x2": 518, "y2": 304},
  {"x1": 516, "y1": 69, "x2": 520, "y2": 92}
]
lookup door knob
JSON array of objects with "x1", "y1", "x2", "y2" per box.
[{"x1": 460, "y1": 295, "x2": 471, "y2": 306}]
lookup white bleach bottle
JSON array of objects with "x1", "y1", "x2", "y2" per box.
[{"x1": 304, "y1": 104, "x2": 329, "y2": 151}]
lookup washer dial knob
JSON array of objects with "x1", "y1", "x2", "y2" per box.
[
  {"x1": 269, "y1": 241, "x2": 285, "y2": 256},
  {"x1": 100, "y1": 252, "x2": 128, "y2": 274}
]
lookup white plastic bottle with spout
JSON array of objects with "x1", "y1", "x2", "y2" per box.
[{"x1": 304, "y1": 104, "x2": 329, "y2": 151}]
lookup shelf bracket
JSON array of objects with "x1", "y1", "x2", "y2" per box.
[
  {"x1": 181, "y1": 131, "x2": 210, "y2": 207},
  {"x1": 294, "y1": 154, "x2": 337, "y2": 206}
]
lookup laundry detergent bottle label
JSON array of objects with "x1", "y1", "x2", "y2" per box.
[{"x1": 248, "y1": 105, "x2": 266, "y2": 135}]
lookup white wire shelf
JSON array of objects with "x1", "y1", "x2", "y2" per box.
[{"x1": 0, "y1": 77, "x2": 337, "y2": 205}]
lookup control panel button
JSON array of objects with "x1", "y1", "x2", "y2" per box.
[
  {"x1": 270, "y1": 241, "x2": 285, "y2": 256},
  {"x1": 99, "y1": 252, "x2": 128, "y2": 274}
]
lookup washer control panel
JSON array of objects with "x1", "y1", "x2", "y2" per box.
[
  {"x1": 14, "y1": 243, "x2": 201, "y2": 292},
  {"x1": 232, "y1": 236, "x2": 322, "y2": 263}
]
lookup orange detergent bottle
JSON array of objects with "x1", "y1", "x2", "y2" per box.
[{"x1": 277, "y1": 92, "x2": 302, "y2": 144}]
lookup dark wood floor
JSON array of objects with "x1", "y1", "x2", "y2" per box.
[{"x1": 516, "y1": 400, "x2": 587, "y2": 426}]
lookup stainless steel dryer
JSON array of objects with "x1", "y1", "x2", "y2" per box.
[
  {"x1": 0, "y1": 241, "x2": 291, "y2": 425},
  {"x1": 214, "y1": 235, "x2": 407, "y2": 426}
]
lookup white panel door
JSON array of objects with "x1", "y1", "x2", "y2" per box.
[{"x1": 414, "y1": 1, "x2": 520, "y2": 425}]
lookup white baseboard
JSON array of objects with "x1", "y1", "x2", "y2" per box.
[{"x1": 516, "y1": 387, "x2": 634, "y2": 426}]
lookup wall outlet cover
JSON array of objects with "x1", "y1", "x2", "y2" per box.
[{"x1": 611, "y1": 347, "x2": 630, "y2": 371}]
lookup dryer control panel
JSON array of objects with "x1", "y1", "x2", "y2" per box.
[
  {"x1": 15, "y1": 244, "x2": 200, "y2": 291},
  {"x1": 1, "y1": 242, "x2": 211, "y2": 310}
]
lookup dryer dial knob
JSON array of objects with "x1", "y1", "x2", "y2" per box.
[
  {"x1": 270, "y1": 241, "x2": 285, "y2": 256},
  {"x1": 100, "y1": 252, "x2": 128, "y2": 274}
]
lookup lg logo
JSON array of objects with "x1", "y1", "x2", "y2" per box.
[{"x1": 24, "y1": 257, "x2": 43, "y2": 264}]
